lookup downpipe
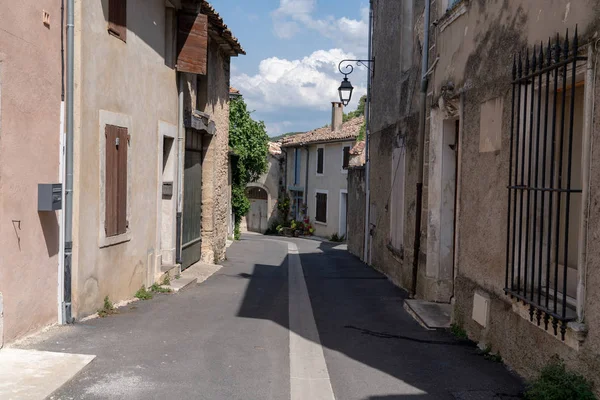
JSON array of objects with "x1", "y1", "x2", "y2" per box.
[
  {"x1": 411, "y1": 0, "x2": 431, "y2": 298},
  {"x1": 176, "y1": 73, "x2": 184, "y2": 265}
]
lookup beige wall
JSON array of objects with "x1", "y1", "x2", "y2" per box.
[
  {"x1": 0, "y1": 0, "x2": 62, "y2": 343},
  {"x1": 245, "y1": 153, "x2": 283, "y2": 231},
  {"x1": 72, "y1": 0, "x2": 178, "y2": 318},
  {"x1": 431, "y1": 0, "x2": 600, "y2": 389}
]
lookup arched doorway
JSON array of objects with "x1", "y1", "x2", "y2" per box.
[{"x1": 246, "y1": 186, "x2": 268, "y2": 233}]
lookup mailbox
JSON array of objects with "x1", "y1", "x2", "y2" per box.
[
  {"x1": 162, "y1": 182, "x2": 173, "y2": 198},
  {"x1": 38, "y1": 183, "x2": 62, "y2": 211}
]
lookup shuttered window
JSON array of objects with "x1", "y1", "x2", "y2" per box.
[
  {"x1": 177, "y1": 13, "x2": 208, "y2": 75},
  {"x1": 342, "y1": 146, "x2": 351, "y2": 170},
  {"x1": 108, "y1": 0, "x2": 127, "y2": 42},
  {"x1": 316, "y1": 192, "x2": 327, "y2": 223},
  {"x1": 105, "y1": 125, "x2": 128, "y2": 237},
  {"x1": 316, "y1": 148, "x2": 324, "y2": 174}
]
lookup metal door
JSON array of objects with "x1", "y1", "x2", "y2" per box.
[{"x1": 182, "y1": 132, "x2": 202, "y2": 270}]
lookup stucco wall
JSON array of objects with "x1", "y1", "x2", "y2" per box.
[
  {"x1": 244, "y1": 153, "x2": 283, "y2": 232},
  {"x1": 72, "y1": 0, "x2": 178, "y2": 318},
  {"x1": 432, "y1": 0, "x2": 600, "y2": 390},
  {"x1": 367, "y1": 0, "x2": 424, "y2": 291},
  {"x1": 347, "y1": 166, "x2": 366, "y2": 258},
  {"x1": 0, "y1": 0, "x2": 62, "y2": 343}
]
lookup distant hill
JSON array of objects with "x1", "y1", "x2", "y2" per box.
[{"x1": 269, "y1": 131, "x2": 302, "y2": 142}]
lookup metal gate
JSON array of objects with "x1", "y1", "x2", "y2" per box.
[
  {"x1": 505, "y1": 29, "x2": 586, "y2": 339},
  {"x1": 182, "y1": 131, "x2": 203, "y2": 270}
]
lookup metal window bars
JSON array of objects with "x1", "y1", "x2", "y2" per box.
[{"x1": 505, "y1": 28, "x2": 587, "y2": 340}]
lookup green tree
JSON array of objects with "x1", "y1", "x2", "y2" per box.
[
  {"x1": 229, "y1": 97, "x2": 269, "y2": 239},
  {"x1": 343, "y1": 94, "x2": 367, "y2": 122}
]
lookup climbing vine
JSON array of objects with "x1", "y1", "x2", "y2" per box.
[{"x1": 229, "y1": 96, "x2": 269, "y2": 239}]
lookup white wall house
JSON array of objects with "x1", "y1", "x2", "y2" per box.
[{"x1": 281, "y1": 103, "x2": 364, "y2": 239}]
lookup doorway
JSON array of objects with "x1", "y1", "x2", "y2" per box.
[
  {"x1": 339, "y1": 190, "x2": 348, "y2": 238},
  {"x1": 246, "y1": 186, "x2": 268, "y2": 233},
  {"x1": 182, "y1": 130, "x2": 203, "y2": 271}
]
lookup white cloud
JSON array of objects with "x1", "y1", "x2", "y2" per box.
[
  {"x1": 272, "y1": 0, "x2": 369, "y2": 55},
  {"x1": 232, "y1": 48, "x2": 367, "y2": 114}
]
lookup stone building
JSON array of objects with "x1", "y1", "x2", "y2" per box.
[
  {"x1": 350, "y1": 0, "x2": 600, "y2": 390},
  {"x1": 243, "y1": 142, "x2": 284, "y2": 234},
  {"x1": 0, "y1": 0, "x2": 63, "y2": 345},
  {"x1": 281, "y1": 103, "x2": 363, "y2": 239},
  {"x1": 69, "y1": 0, "x2": 243, "y2": 320}
]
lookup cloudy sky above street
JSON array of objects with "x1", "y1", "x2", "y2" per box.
[{"x1": 211, "y1": 0, "x2": 369, "y2": 136}]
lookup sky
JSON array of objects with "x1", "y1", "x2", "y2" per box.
[{"x1": 210, "y1": 0, "x2": 370, "y2": 137}]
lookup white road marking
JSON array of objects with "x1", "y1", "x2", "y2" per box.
[{"x1": 287, "y1": 242, "x2": 336, "y2": 400}]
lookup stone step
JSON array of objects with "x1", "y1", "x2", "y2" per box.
[
  {"x1": 404, "y1": 299, "x2": 452, "y2": 330},
  {"x1": 159, "y1": 264, "x2": 180, "y2": 284},
  {"x1": 164, "y1": 277, "x2": 197, "y2": 293}
]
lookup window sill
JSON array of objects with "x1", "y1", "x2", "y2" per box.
[
  {"x1": 314, "y1": 220, "x2": 327, "y2": 226},
  {"x1": 341, "y1": 169, "x2": 349, "y2": 174},
  {"x1": 99, "y1": 230, "x2": 132, "y2": 248},
  {"x1": 386, "y1": 243, "x2": 404, "y2": 261},
  {"x1": 108, "y1": 29, "x2": 126, "y2": 43},
  {"x1": 438, "y1": 0, "x2": 468, "y2": 32},
  {"x1": 316, "y1": 173, "x2": 324, "y2": 177}
]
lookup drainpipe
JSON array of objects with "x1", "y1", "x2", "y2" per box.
[
  {"x1": 63, "y1": 0, "x2": 75, "y2": 323},
  {"x1": 176, "y1": 73, "x2": 184, "y2": 264},
  {"x1": 411, "y1": 0, "x2": 431, "y2": 297},
  {"x1": 363, "y1": 0, "x2": 373, "y2": 263}
]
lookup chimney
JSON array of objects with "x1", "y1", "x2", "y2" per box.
[{"x1": 331, "y1": 102, "x2": 343, "y2": 132}]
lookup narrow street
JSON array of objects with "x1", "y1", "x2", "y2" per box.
[{"x1": 23, "y1": 234, "x2": 523, "y2": 400}]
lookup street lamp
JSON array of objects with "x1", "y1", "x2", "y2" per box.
[{"x1": 337, "y1": 59, "x2": 374, "y2": 107}]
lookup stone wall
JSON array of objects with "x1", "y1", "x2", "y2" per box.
[
  {"x1": 430, "y1": 0, "x2": 600, "y2": 392},
  {"x1": 347, "y1": 167, "x2": 365, "y2": 259}
]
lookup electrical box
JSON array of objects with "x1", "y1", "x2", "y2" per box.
[
  {"x1": 162, "y1": 182, "x2": 173, "y2": 198},
  {"x1": 38, "y1": 183, "x2": 62, "y2": 211}
]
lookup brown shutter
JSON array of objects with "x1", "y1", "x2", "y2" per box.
[
  {"x1": 343, "y1": 146, "x2": 350, "y2": 169},
  {"x1": 116, "y1": 127, "x2": 128, "y2": 235},
  {"x1": 316, "y1": 193, "x2": 327, "y2": 223},
  {"x1": 108, "y1": 0, "x2": 127, "y2": 42},
  {"x1": 317, "y1": 148, "x2": 324, "y2": 174},
  {"x1": 105, "y1": 125, "x2": 119, "y2": 237},
  {"x1": 177, "y1": 13, "x2": 208, "y2": 75}
]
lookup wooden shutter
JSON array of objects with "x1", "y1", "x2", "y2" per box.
[
  {"x1": 343, "y1": 146, "x2": 350, "y2": 169},
  {"x1": 105, "y1": 125, "x2": 119, "y2": 237},
  {"x1": 177, "y1": 13, "x2": 208, "y2": 75},
  {"x1": 116, "y1": 127, "x2": 128, "y2": 235},
  {"x1": 316, "y1": 193, "x2": 327, "y2": 223},
  {"x1": 317, "y1": 148, "x2": 324, "y2": 174},
  {"x1": 108, "y1": 0, "x2": 127, "y2": 42}
]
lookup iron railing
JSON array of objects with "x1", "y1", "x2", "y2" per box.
[{"x1": 505, "y1": 28, "x2": 587, "y2": 340}]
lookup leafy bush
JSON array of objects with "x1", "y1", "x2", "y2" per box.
[
  {"x1": 525, "y1": 356, "x2": 596, "y2": 400},
  {"x1": 135, "y1": 286, "x2": 153, "y2": 300},
  {"x1": 330, "y1": 233, "x2": 345, "y2": 242}
]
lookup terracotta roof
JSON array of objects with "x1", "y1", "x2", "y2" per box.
[
  {"x1": 202, "y1": 1, "x2": 246, "y2": 56},
  {"x1": 229, "y1": 87, "x2": 241, "y2": 95},
  {"x1": 268, "y1": 142, "x2": 282, "y2": 156},
  {"x1": 280, "y1": 116, "x2": 364, "y2": 147},
  {"x1": 350, "y1": 140, "x2": 365, "y2": 155}
]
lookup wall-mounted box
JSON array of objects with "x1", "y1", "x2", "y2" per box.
[
  {"x1": 162, "y1": 182, "x2": 173, "y2": 198},
  {"x1": 38, "y1": 183, "x2": 62, "y2": 211}
]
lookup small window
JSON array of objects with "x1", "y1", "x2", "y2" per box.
[
  {"x1": 108, "y1": 0, "x2": 127, "y2": 42},
  {"x1": 316, "y1": 192, "x2": 327, "y2": 223},
  {"x1": 316, "y1": 148, "x2": 324, "y2": 174},
  {"x1": 105, "y1": 124, "x2": 128, "y2": 236},
  {"x1": 342, "y1": 146, "x2": 351, "y2": 170}
]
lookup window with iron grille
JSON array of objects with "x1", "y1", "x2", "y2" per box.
[
  {"x1": 315, "y1": 192, "x2": 327, "y2": 223},
  {"x1": 316, "y1": 147, "x2": 324, "y2": 175},
  {"x1": 342, "y1": 146, "x2": 351, "y2": 170},
  {"x1": 108, "y1": 0, "x2": 127, "y2": 42},
  {"x1": 105, "y1": 124, "x2": 129, "y2": 237},
  {"x1": 505, "y1": 29, "x2": 587, "y2": 340}
]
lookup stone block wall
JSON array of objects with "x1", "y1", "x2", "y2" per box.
[{"x1": 347, "y1": 167, "x2": 366, "y2": 259}]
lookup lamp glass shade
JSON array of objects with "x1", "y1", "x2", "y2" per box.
[{"x1": 338, "y1": 78, "x2": 354, "y2": 107}]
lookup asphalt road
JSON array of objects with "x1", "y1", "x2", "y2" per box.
[{"x1": 25, "y1": 234, "x2": 524, "y2": 399}]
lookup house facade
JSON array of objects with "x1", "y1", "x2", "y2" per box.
[
  {"x1": 349, "y1": 0, "x2": 600, "y2": 389},
  {"x1": 0, "y1": 0, "x2": 63, "y2": 345},
  {"x1": 0, "y1": 0, "x2": 243, "y2": 344},
  {"x1": 281, "y1": 103, "x2": 363, "y2": 239}
]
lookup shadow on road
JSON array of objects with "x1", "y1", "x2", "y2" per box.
[{"x1": 232, "y1": 235, "x2": 524, "y2": 399}]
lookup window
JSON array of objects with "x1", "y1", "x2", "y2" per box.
[
  {"x1": 505, "y1": 31, "x2": 586, "y2": 339},
  {"x1": 108, "y1": 0, "x2": 127, "y2": 42},
  {"x1": 316, "y1": 147, "x2": 324, "y2": 175},
  {"x1": 315, "y1": 191, "x2": 327, "y2": 223},
  {"x1": 389, "y1": 145, "x2": 406, "y2": 251},
  {"x1": 342, "y1": 145, "x2": 351, "y2": 170},
  {"x1": 294, "y1": 148, "x2": 301, "y2": 185},
  {"x1": 105, "y1": 124, "x2": 129, "y2": 237}
]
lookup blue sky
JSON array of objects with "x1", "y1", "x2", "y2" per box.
[{"x1": 210, "y1": 0, "x2": 370, "y2": 137}]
